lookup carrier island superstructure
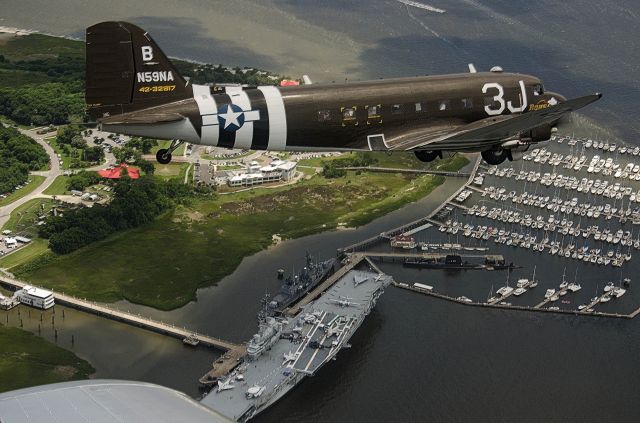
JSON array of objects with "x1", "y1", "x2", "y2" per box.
[{"x1": 200, "y1": 268, "x2": 392, "y2": 421}]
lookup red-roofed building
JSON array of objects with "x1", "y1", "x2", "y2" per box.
[{"x1": 98, "y1": 164, "x2": 140, "y2": 179}]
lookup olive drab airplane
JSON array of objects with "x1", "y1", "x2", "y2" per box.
[{"x1": 86, "y1": 22, "x2": 601, "y2": 166}]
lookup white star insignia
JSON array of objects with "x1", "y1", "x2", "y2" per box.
[{"x1": 220, "y1": 106, "x2": 243, "y2": 129}]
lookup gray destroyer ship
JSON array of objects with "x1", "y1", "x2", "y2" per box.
[
  {"x1": 200, "y1": 268, "x2": 392, "y2": 421},
  {"x1": 261, "y1": 253, "x2": 336, "y2": 317}
]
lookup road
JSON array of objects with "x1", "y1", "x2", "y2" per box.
[{"x1": 0, "y1": 127, "x2": 62, "y2": 229}]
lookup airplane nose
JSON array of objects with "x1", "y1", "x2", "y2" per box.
[{"x1": 546, "y1": 92, "x2": 567, "y2": 103}]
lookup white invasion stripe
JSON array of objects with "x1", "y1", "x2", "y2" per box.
[
  {"x1": 193, "y1": 84, "x2": 217, "y2": 115},
  {"x1": 396, "y1": 0, "x2": 446, "y2": 13},
  {"x1": 258, "y1": 86, "x2": 287, "y2": 151},
  {"x1": 226, "y1": 87, "x2": 254, "y2": 149},
  {"x1": 193, "y1": 84, "x2": 219, "y2": 146}
]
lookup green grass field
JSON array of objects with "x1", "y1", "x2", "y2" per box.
[
  {"x1": 2, "y1": 198, "x2": 55, "y2": 236},
  {"x1": 0, "y1": 175, "x2": 45, "y2": 207},
  {"x1": 0, "y1": 34, "x2": 83, "y2": 62},
  {"x1": 153, "y1": 163, "x2": 190, "y2": 181},
  {"x1": 42, "y1": 175, "x2": 70, "y2": 196},
  {"x1": 0, "y1": 239, "x2": 49, "y2": 269},
  {"x1": 151, "y1": 140, "x2": 185, "y2": 157},
  {"x1": 0, "y1": 326, "x2": 94, "y2": 394},
  {"x1": 45, "y1": 137, "x2": 75, "y2": 169},
  {"x1": 15, "y1": 168, "x2": 452, "y2": 309}
]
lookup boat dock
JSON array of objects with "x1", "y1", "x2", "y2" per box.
[
  {"x1": 394, "y1": 282, "x2": 640, "y2": 319},
  {"x1": 0, "y1": 276, "x2": 242, "y2": 352}
]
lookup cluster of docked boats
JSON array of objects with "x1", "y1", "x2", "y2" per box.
[
  {"x1": 555, "y1": 134, "x2": 640, "y2": 157},
  {"x1": 462, "y1": 206, "x2": 639, "y2": 247},
  {"x1": 488, "y1": 276, "x2": 539, "y2": 304},
  {"x1": 439, "y1": 220, "x2": 632, "y2": 267},
  {"x1": 577, "y1": 281, "x2": 628, "y2": 312},
  {"x1": 543, "y1": 275, "x2": 582, "y2": 304},
  {"x1": 480, "y1": 186, "x2": 640, "y2": 223},
  {"x1": 486, "y1": 167, "x2": 640, "y2": 201}
]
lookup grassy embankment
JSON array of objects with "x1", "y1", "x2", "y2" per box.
[
  {"x1": 0, "y1": 325, "x2": 94, "y2": 393},
  {"x1": 11, "y1": 154, "x2": 466, "y2": 310},
  {"x1": 0, "y1": 199, "x2": 57, "y2": 270},
  {"x1": 42, "y1": 175, "x2": 70, "y2": 195},
  {"x1": 0, "y1": 175, "x2": 45, "y2": 207}
]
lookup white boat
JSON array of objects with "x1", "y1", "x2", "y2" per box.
[
  {"x1": 613, "y1": 287, "x2": 626, "y2": 298},
  {"x1": 568, "y1": 283, "x2": 582, "y2": 292},
  {"x1": 496, "y1": 286, "x2": 514, "y2": 297},
  {"x1": 513, "y1": 287, "x2": 527, "y2": 296},
  {"x1": 544, "y1": 289, "x2": 556, "y2": 299}
]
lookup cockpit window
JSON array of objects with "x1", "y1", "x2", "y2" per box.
[{"x1": 533, "y1": 83, "x2": 544, "y2": 96}]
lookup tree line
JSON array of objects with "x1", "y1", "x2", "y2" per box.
[
  {"x1": 321, "y1": 153, "x2": 378, "y2": 178},
  {"x1": 40, "y1": 176, "x2": 192, "y2": 254},
  {"x1": 0, "y1": 126, "x2": 49, "y2": 193}
]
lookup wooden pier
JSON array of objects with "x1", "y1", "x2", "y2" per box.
[
  {"x1": 0, "y1": 276, "x2": 242, "y2": 352},
  {"x1": 339, "y1": 166, "x2": 471, "y2": 177}
]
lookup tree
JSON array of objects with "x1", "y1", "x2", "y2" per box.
[
  {"x1": 113, "y1": 146, "x2": 141, "y2": 164},
  {"x1": 128, "y1": 137, "x2": 157, "y2": 154},
  {"x1": 82, "y1": 146, "x2": 104, "y2": 163},
  {"x1": 136, "y1": 159, "x2": 155, "y2": 175}
]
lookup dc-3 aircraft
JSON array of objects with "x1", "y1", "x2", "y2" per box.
[{"x1": 86, "y1": 21, "x2": 601, "y2": 166}]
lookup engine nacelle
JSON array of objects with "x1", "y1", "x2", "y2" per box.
[
  {"x1": 528, "y1": 124, "x2": 553, "y2": 143},
  {"x1": 414, "y1": 150, "x2": 441, "y2": 163}
]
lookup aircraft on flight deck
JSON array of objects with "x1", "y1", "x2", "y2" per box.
[{"x1": 85, "y1": 22, "x2": 602, "y2": 166}]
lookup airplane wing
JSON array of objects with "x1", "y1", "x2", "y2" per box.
[{"x1": 394, "y1": 94, "x2": 601, "y2": 151}]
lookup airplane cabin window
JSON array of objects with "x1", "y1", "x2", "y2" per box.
[
  {"x1": 392, "y1": 104, "x2": 402, "y2": 114},
  {"x1": 342, "y1": 107, "x2": 356, "y2": 120},
  {"x1": 462, "y1": 98, "x2": 473, "y2": 109},
  {"x1": 415, "y1": 102, "x2": 423, "y2": 112},
  {"x1": 367, "y1": 105, "x2": 381, "y2": 117},
  {"x1": 317, "y1": 109, "x2": 331, "y2": 122},
  {"x1": 439, "y1": 100, "x2": 450, "y2": 111}
]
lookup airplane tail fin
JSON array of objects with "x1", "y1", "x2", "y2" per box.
[{"x1": 86, "y1": 21, "x2": 190, "y2": 120}]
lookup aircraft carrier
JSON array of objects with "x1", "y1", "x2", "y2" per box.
[{"x1": 200, "y1": 268, "x2": 392, "y2": 422}]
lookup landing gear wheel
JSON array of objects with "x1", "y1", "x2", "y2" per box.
[
  {"x1": 414, "y1": 150, "x2": 440, "y2": 163},
  {"x1": 481, "y1": 148, "x2": 508, "y2": 165},
  {"x1": 156, "y1": 149, "x2": 172, "y2": 164}
]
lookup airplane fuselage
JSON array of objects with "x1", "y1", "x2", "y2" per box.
[
  {"x1": 88, "y1": 21, "x2": 599, "y2": 166},
  {"x1": 102, "y1": 71, "x2": 550, "y2": 154}
]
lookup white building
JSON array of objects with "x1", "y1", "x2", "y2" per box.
[
  {"x1": 227, "y1": 160, "x2": 297, "y2": 187},
  {"x1": 16, "y1": 285, "x2": 55, "y2": 310}
]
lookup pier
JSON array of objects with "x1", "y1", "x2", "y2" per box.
[
  {"x1": 0, "y1": 276, "x2": 242, "y2": 352},
  {"x1": 393, "y1": 282, "x2": 640, "y2": 319},
  {"x1": 339, "y1": 166, "x2": 471, "y2": 177}
]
